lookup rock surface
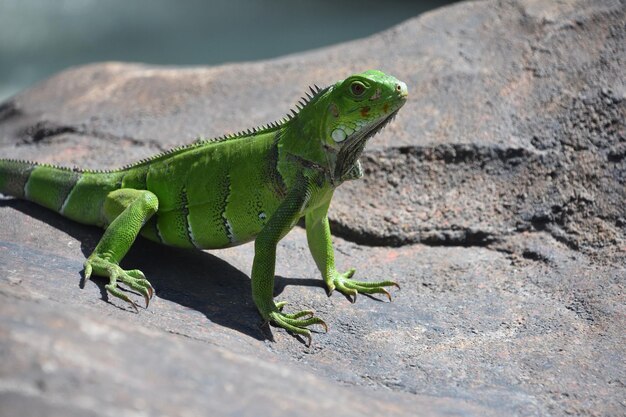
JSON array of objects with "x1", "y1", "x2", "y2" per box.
[{"x1": 0, "y1": 1, "x2": 624, "y2": 416}]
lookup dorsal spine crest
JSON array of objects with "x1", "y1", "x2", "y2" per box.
[{"x1": 1, "y1": 84, "x2": 331, "y2": 174}]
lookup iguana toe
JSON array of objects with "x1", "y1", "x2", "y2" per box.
[
  {"x1": 105, "y1": 282, "x2": 139, "y2": 312},
  {"x1": 330, "y1": 269, "x2": 398, "y2": 302},
  {"x1": 84, "y1": 256, "x2": 154, "y2": 310},
  {"x1": 267, "y1": 304, "x2": 327, "y2": 346}
]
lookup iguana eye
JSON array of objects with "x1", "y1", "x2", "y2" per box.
[{"x1": 350, "y1": 81, "x2": 366, "y2": 96}]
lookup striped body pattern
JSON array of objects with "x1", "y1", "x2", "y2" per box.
[
  {"x1": 0, "y1": 70, "x2": 408, "y2": 344},
  {"x1": 1, "y1": 130, "x2": 283, "y2": 249}
]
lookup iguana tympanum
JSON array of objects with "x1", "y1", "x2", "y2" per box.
[{"x1": 0, "y1": 70, "x2": 407, "y2": 344}]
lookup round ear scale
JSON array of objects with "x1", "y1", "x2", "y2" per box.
[{"x1": 331, "y1": 128, "x2": 347, "y2": 143}]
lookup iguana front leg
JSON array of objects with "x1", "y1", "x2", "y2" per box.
[
  {"x1": 252, "y1": 177, "x2": 327, "y2": 345},
  {"x1": 305, "y1": 197, "x2": 399, "y2": 302},
  {"x1": 84, "y1": 189, "x2": 157, "y2": 310}
]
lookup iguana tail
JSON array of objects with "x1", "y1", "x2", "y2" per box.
[{"x1": 0, "y1": 159, "x2": 123, "y2": 227}]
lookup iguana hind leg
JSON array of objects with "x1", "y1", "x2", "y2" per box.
[{"x1": 84, "y1": 188, "x2": 158, "y2": 311}]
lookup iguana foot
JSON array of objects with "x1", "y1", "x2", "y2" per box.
[
  {"x1": 84, "y1": 256, "x2": 154, "y2": 311},
  {"x1": 327, "y1": 268, "x2": 399, "y2": 303},
  {"x1": 266, "y1": 301, "x2": 327, "y2": 346}
]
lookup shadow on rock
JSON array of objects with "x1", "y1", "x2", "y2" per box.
[{"x1": 1, "y1": 198, "x2": 322, "y2": 342}]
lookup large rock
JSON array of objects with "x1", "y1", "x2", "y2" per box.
[{"x1": 0, "y1": 1, "x2": 624, "y2": 416}]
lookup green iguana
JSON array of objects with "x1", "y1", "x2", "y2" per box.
[{"x1": 0, "y1": 70, "x2": 407, "y2": 344}]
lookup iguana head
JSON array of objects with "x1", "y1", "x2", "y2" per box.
[
  {"x1": 278, "y1": 70, "x2": 407, "y2": 185},
  {"x1": 321, "y1": 70, "x2": 408, "y2": 180}
]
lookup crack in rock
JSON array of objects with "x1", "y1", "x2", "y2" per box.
[
  {"x1": 18, "y1": 121, "x2": 77, "y2": 145},
  {"x1": 15, "y1": 120, "x2": 166, "y2": 154},
  {"x1": 0, "y1": 101, "x2": 21, "y2": 123},
  {"x1": 331, "y1": 133, "x2": 625, "y2": 253}
]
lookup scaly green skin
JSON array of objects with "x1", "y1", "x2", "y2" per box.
[{"x1": 0, "y1": 70, "x2": 408, "y2": 344}]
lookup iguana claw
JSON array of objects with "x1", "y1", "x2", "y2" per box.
[
  {"x1": 105, "y1": 283, "x2": 139, "y2": 312},
  {"x1": 327, "y1": 268, "x2": 399, "y2": 303},
  {"x1": 267, "y1": 302, "x2": 327, "y2": 346},
  {"x1": 84, "y1": 256, "x2": 154, "y2": 311}
]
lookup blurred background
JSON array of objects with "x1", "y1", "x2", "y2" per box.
[{"x1": 0, "y1": 0, "x2": 458, "y2": 102}]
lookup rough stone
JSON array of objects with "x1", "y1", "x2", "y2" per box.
[{"x1": 0, "y1": 1, "x2": 624, "y2": 416}]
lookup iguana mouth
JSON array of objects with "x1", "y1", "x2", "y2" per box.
[{"x1": 334, "y1": 109, "x2": 399, "y2": 180}]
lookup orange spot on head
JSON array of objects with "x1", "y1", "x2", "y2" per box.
[
  {"x1": 360, "y1": 106, "x2": 370, "y2": 117},
  {"x1": 383, "y1": 103, "x2": 389, "y2": 113}
]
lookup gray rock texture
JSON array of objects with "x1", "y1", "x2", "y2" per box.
[{"x1": 0, "y1": 1, "x2": 624, "y2": 416}]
